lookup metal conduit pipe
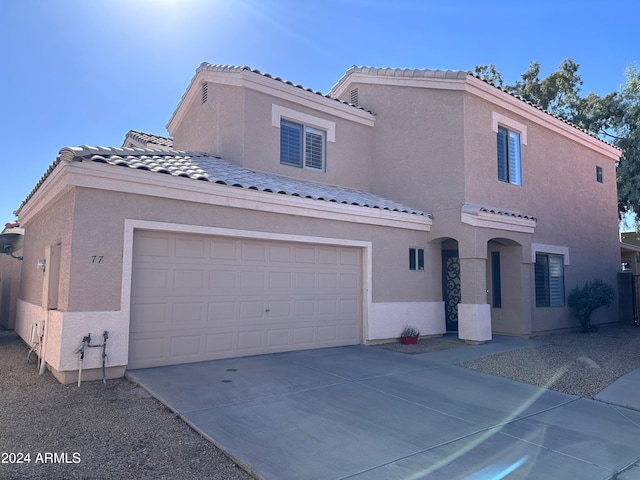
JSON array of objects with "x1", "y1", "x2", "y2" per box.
[{"x1": 74, "y1": 331, "x2": 109, "y2": 387}]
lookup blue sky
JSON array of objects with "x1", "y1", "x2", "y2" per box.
[{"x1": 1, "y1": 0, "x2": 638, "y2": 225}]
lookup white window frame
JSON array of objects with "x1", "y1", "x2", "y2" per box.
[
  {"x1": 493, "y1": 113, "x2": 527, "y2": 186},
  {"x1": 279, "y1": 119, "x2": 326, "y2": 171}
]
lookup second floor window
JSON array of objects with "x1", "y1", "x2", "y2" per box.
[
  {"x1": 280, "y1": 119, "x2": 326, "y2": 171},
  {"x1": 497, "y1": 126, "x2": 521, "y2": 185}
]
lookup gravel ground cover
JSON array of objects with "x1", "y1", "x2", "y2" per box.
[
  {"x1": 379, "y1": 324, "x2": 640, "y2": 399},
  {"x1": 460, "y1": 324, "x2": 640, "y2": 399},
  {"x1": 2, "y1": 324, "x2": 639, "y2": 479},
  {"x1": 0, "y1": 330, "x2": 252, "y2": 480}
]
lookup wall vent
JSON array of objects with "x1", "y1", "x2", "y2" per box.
[
  {"x1": 201, "y1": 82, "x2": 208, "y2": 104},
  {"x1": 350, "y1": 88, "x2": 358, "y2": 106}
]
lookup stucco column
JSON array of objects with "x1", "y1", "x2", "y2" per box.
[{"x1": 458, "y1": 256, "x2": 492, "y2": 344}]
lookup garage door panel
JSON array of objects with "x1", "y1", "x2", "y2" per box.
[
  {"x1": 175, "y1": 237, "x2": 207, "y2": 258},
  {"x1": 173, "y1": 269, "x2": 206, "y2": 289},
  {"x1": 295, "y1": 272, "x2": 315, "y2": 288},
  {"x1": 133, "y1": 267, "x2": 169, "y2": 289},
  {"x1": 209, "y1": 270, "x2": 237, "y2": 288},
  {"x1": 169, "y1": 334, "x2": 202, "y2": 358},
  {"x1": 266, "y1": 328, "x2": 291, "y2": 347},
  {"x1": 317, "y1": 325, "x2": 337, "y2": 342},
  {"x1": 237, "y1": 330, "x2": 264, "y2": 351},
  {"x1": 128, "y1": 335, "x2": 167, "y2": 365},
  {"x1": 135, "y1": 233, "x2": 172, "y2": 257},
  {"x1": 239, "y1": 300, "x2": 266, "y2": 320},
  {"x1": 241, "y1": 243, "x2": 266, "y2": 261},
  {"x1": 131, "y1": 302, "x2": 168, "y2": 328},
  {"x1": 269, "y1": 245, "x2": 292, "y2": 262},
  {"x1": 129, "y1": 231, "x2": 362, "y2": 369},
  {"x1": 266, "y1": 300, "x2": 291, "y2": 317},
  {"x1": 207, "y1": 301, "x2": 236, "y2": 322},
  {"x1": 240, "y1": 271, "x2": 265, "y2": 289},
  {"x1": 205, "y1": 332, "x2": 235, "y2": 354},
  {"x1": 210, "y1": 240, "x2": 237, "y2": 260},
  {"x1": 268, "y1": 271, "x2": 291, "y2": 288}
]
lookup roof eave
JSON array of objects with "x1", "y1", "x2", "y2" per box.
[{"x1": 167, "y1": 64, "x2": 375, "y2": 136}]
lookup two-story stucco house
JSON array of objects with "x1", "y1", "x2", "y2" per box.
[{"x1": 4, "y1": 63, "x2": 621, "y2": 383}]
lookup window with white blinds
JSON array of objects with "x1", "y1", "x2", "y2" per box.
[
  {"x1": 535, "y1": 253, "x2": 565, "y2": 307},
  {"x1": 497, "y1": 126, "x2": 521, "y2": 185},
  {"x1": 280, "y1": 119, "x2": 326, "y2": 171}
]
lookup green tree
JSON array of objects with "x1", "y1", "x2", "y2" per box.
[
  {"x1": 612, "y1": 66, "x2": 640, "y2": 221},
  {"x1": 506, "y1": 59, "x2": 583, "y2": 120}
]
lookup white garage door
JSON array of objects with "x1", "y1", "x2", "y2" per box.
[{"x1": 128, "y1": 230, "x2": 362, "y2": 369}]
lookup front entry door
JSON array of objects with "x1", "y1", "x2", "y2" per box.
[{"x1": 442, "y1": 249, "x2": 461, "y2": 331}]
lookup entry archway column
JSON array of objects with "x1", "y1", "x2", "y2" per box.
[{"x1": 458, "y1": 255, "x2": 492, "y2": 344}]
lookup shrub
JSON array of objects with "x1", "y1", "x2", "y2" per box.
[
  {"x1": 400, "y1": 324, "x2": 420, "y2": 338},
  {"x1": 567, "y1": 279, "x2": 615, "y2": 332}
]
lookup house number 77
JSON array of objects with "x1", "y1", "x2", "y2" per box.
[{"x1": 91, "y1": 256, "x2": 104, "y2": 263}]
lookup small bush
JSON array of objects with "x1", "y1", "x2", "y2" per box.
[
  {"x1": 567, "y1": 279, "x2": 615, "y2": 332},
  {"x1": 400, "y1": 324, "x2": 420, "y2": 338}
]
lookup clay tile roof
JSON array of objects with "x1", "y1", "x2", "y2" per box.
[
  {"x1": 461, "y1": 204, "x2": 537, "y2": 222},
  {"x1": 330, "y1": 65, "x2": 469, "y2": 93},
  {"x1": 18, "y1": 146, "x2": 429, "y2": 218}
]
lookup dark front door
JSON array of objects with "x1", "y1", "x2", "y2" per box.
[{"x1": 442, "y1": 249, "x2": 461, "y2": 331}]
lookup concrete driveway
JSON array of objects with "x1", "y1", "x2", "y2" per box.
[{"x1": 127, "y1": 341, "x2": 640, "y2": 479}]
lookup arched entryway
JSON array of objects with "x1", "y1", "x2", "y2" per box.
[
  {"x1": 487, "y1": 238, "x2": 528, "y2": 335},
  {"x1": 441, "y1": 238, "x2": 460, "y2": 332}
]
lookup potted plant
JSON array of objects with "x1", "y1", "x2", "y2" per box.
[{"x1": 400, "y1": 325, "x2": 420, "y2": 344}]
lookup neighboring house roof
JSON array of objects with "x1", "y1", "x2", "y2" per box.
[
  {"x1": 123, "y1": 129, "x2": 174, "y2": 149},
  {"x1": 17, "y1": 146, "x2": 428, "y2": 217}
]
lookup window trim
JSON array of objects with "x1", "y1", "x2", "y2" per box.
[
  {"x1": 492, "y1": 112, "x2": 528, "y2": 145},
  {"x1": 272, "y1": 105, "x2": 336, "y2": 142},
  {"x1": 493, "y1": 112, "x2": 527, "y2": 186}
]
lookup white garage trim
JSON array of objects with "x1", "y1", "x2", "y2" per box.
[{"x1": 122, "y1": 220, "x2": 372, "y2": 367}]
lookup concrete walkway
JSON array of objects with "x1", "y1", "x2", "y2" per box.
[{"x1": 128, "y1": 338, "x2": 640, "y2": 480}]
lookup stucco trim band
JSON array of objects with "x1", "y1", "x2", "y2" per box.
[
  {"x1": 272, "y1": 104, "x2": 337, "y2": 142},
  {"x1": 461, "y1": 204, "x2": 536, "y2": 233},
  {"x1": 531, "y1": 243, "x2": 571, "y2": 265}
]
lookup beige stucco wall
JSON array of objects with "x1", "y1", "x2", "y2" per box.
[
  {"x1": 242, "y1": 89, "x2": 374, "y2": 192},
  {"x1": 340, "y1": 77, "x2": 620, "y2": 335},
  {"x1": 355, "y1": 84, "x2": 466, "y2": 213},
  {"x1": 18, "y1": 189, "x2": 74, "y2": 311},
  {"x1": 172, "y1": 81, "x2": 376, "y2": 193},
  {"x1": 16, "y1": 178, "x2": 444, "y2": 379},
  {"x1": 171, "y1": 82, "x2": 245, "y2": 160},
  {"x1": 68, "y1": 186, "x2": 439, "y2": 309},
  {"x1": 461, "y1": 92, "x2": 620, "y2": 332}
]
